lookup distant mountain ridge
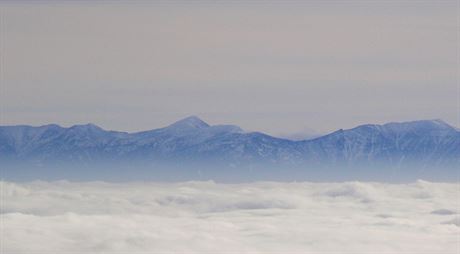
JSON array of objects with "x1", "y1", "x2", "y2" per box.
[{"x1": 1, "y1": 116, "x2": 459, "y2": 180}]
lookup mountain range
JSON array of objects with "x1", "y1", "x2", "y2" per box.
[{"x1": 1, "y1": 116, "x2": 459, "y2": 181}]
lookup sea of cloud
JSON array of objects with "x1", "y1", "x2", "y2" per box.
[{"x1": 1, "y1": 180, "x2": 459, "y2": 253}]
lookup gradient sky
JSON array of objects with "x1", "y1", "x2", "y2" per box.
[{"x1": 0, "y1": 1, "x2": 458, "y2": 137}]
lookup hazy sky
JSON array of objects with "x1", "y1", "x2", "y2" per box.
[{"x1": 0, "y1": 1, "x2": 458, "y2": 136}]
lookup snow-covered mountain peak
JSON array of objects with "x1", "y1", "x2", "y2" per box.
[
  {"x1": 429, "y1": 119, "x2": 454, "y2": 128},
  {"x1": 68, "y1": 123, "x2": 105, "y2": 133},
  {"x1": 383, "y1": 119, "x2": 455, "y2": 132},
  {"x1": 167, "y1": 116, "x2": 210, "y2": 130}
]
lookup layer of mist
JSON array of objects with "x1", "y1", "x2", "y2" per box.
[{"x1": 2, "y1": 179, "x2": 459, "y2": 253}]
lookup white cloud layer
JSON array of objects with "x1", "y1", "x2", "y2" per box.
[{"x1": 1, "y1": 180, "x2": 459, "y2": 253}]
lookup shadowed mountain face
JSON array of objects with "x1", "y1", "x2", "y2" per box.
[{"x1": 1, "y1": 117, "x2": 459, "y2": 181}]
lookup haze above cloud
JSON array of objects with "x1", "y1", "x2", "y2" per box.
[{"x1": 1, "y1": 1, "x2": 458, "y2": 135}]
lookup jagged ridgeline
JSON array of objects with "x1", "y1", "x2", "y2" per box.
[{"x1": 1, "y1": 117, "x2": 459, "y2": 181}]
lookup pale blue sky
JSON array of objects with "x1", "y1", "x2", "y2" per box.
[{"x1": 0, "y1": 1, "x2": 458, "y2": 136}]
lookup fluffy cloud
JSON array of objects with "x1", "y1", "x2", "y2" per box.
[{"x1": 1, "y1": 180, "x2": 459, "y2": 253}]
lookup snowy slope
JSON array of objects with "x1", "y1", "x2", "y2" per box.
[
  {"x1": 0, "y1": 117, "x2": 459, "y2": 169},
  {"x1": 297, "y1": 120, "x2": 460, "y2": 167}
]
